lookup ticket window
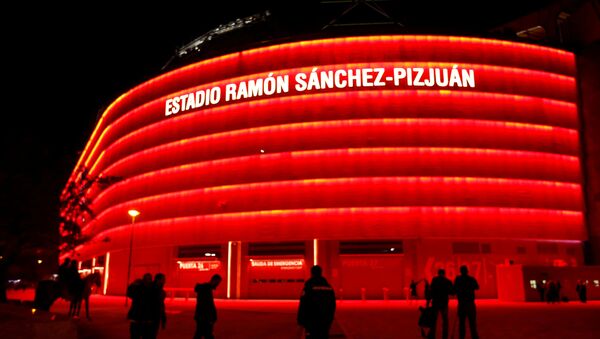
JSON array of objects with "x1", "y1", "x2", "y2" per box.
[
  {"x1": 246, "y1": 242, "x2": 307, "y2": 299},
  {"x1": 174, "y1": 245, "x2": 225, "y2": 298}
]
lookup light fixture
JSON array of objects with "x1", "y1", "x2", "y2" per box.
[
  {"x1": 128, "y1": 209, "x2": 140, "y2": 218},
  {"x1": 516, "y1": 26, "x2": 546, "y2": 40}
]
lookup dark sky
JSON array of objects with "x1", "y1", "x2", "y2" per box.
[{"x1": 1, "y1": 1, "x2": 556, "y2": 259}]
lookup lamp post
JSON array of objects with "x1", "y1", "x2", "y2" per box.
[{"x1": 125, "y1": 209, "x2": 140, "y2": 306}]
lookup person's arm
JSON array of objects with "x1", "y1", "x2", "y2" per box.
[
  {"x1": 127, "y1": 280, "x2": 140, "y2": 299},
  {"x1": 327, "y1": 289, "x2": 337, "y2": 324},
  {"x1": 210, "y1": 295, "x2": 217, "y2": 323},
  {"x1": 297, "y1": 288, "x2": 308, "y2": 327},
  {"x1": 473, "y1": 278, "x2": 479, "y2": 291}
]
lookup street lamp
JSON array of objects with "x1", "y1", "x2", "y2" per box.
[{"x1": 125, "y1": 209, "x2": 140, "y2": 306}]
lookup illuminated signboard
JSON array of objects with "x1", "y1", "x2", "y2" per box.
[
  {"x1": 176, "y1": 260, "x2": 221, "y2": 271},
  {"x1": 249, "y1": 258, "x2": 305, "y2": 270},
  {"x1": 165, "y1": 65, "x2": 476, "y2": 116}
]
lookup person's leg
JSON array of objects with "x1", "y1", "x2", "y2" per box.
[
  {"x1": 458, "y1": 305, "x2": 467, "y2": 339},
  {"x1": 468, "y1": 304, "x2": 479, "y2": 339},
  {"x1": 205, "y1": 322, "x2": 215, "y2": 339},
  {"x1": 195, "y1": 321, "x2": 214, "y2": 339},
  {"x1": 441, "y1": 306, "x2": 449, "y2": 339},
  {"x1": 144, "y1": 322, "x2": 159, "y2": 339},
  {"x1": 306, "y1": 326, "x2": 328, "y2": 339},
  {"x1": 193, "y1": 320, "x2": 203, "y2": 339},
  {"x1": 85, "y1": 296, "x2": 91, "y2": 320},
  {"x1": 428, "y1": 308, "x2": 439, "y2": 339},
  {"x1": 130, "y1": 322, "x2": 142, "y2": 339},
  {"x1": 76, "y1": 299, "x2": 82, "y2": 317}
]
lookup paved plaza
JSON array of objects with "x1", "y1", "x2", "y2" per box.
[{"x1": 3, "y1": 290, "x2": 600, "y2": 339}]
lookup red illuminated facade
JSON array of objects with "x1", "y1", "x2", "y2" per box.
[{"x1": 61, "y1": 35, "x2": 584, "y2": 299}]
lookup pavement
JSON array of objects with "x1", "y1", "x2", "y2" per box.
[{"x1": 4, "y1": 290, "x2": 600, "y2": 338}]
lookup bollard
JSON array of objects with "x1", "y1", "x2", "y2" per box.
[
  {"x1": 361, "y1": 287, "x2": 367, "y2": 301},
  {"x1": 383, "y1": 287, "x2": 390, "y2": 300}
]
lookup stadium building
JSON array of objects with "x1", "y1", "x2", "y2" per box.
[{"x1": 60, "y1": 34, "x2": 590, "y2": 299}]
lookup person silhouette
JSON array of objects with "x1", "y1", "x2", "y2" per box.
[
  {"x1": 297, "y1": 265, "x2": 336, "y2": 339},
  {"x1": 127, "y1": 273, "x2": 153, "y2": 339},
  {"x1": 576, "y1": 280, "x2": 587, "y2": 303},
  {"x1": 67, "y1": 260, "x2": 83, "y2": 318},
  {"x1": 454, "y1": 265, "x2": 479, "y2": 339},
  {"x1": 536, "y1": 280, "x2": 545, "y2": 302},
  {"x1": 428, "y1": 269, "x2": 453, "y2": 339},
  {"x1": 409, "y1": 279, "x2": 420, "y2": 304},
  {"x1": 149, "y1": 273, "x2": 167, "y2": 338},
  {"x1": 194, "y1": 274, "x2": 222, "y2": 339}
]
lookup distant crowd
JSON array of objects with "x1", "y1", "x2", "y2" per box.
[{"x1": 535, "y1": 278, "x2": 588, "y2": 303}]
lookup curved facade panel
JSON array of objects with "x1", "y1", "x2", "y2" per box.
[{"x1": 62, "y1": 36, "x2": 584, "y2": 299}]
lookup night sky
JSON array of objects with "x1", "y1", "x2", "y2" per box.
[{"x1": 1, "y1": 1, "x2": 555, "y2": 276}]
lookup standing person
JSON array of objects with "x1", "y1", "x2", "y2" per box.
[
  {"x1": 128, "y1": 273, "x2": 153, "y2": 339},
  {"x1": 547, "y1": 281, "x2": 557, "y2": 303},
  {"x1": 67, "y1": 260, "x2": 83, "y2": 318},
  {"x1": 57, "y1": 258, "x2": 71, "y2": 299},
  {"x1": 576, "y1": 280, "x2": 587, "y2": 303},
  {"x1": 409, "y1": 279, "x2": 420, "y2": 304},
  {"x1": 536, "y1": 280, "x2": 545, "y2": 302},
  {"x1": 194, "y1": 274, "x2": 222, "y2": 339},
  {"x1": 454, "y1": 265, "x2": 479, "y2": 339},
  {"x1": 148, "y1": 273, "x2": 167, "y2": 338},
  {"x1": 297, "y1": 265, "x2": 336, "y2": 339},
  {"x1": 428, "y1": 269, "x2": 454, "y2": 339}
]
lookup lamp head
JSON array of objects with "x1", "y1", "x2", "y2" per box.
[{"x1": 128, "y1": 209, "x2": 140, "y2": 218}]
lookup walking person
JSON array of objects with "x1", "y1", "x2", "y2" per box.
[
  {"x1": 454, "y1": 265, "x2": 479, "y2": 339},
  {"x1": 148, "y1": 273, "x2": 167, "y2": 338},
  {"x1": 194, "y1": 274, "x2": 222, "y2": 339},
  {"x1": 297, "y1": 265, "x2": 336, "y2": 339},
  {"x1": 428, "y1": 269, "x2": 454, "y2": 339}
]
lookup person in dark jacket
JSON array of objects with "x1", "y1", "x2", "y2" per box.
[
  {"x1": 67, "y1": 260, "x2": 83, "y2": 318},
  {"x1": 194, "y1": 274, "x2": 222, "y2": 339},
  {"x1": 297, "y1": 265, "x2": 336, "y2": 339},
  {"x1": 576, "y1": 280, "x2": 587, "y2": 303},
  {"x1": 454, "y1": 266, "x2": 479, "y2": 339},
  {"x1": 148, "y1": 273, "x2": 167, "y2": 338},
  {"x1": 127, "y1": 273, "x2": 153, "y2": 339},
  {"x1": 428, "y1": 269, "x2": 454, "y2": 339}
]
